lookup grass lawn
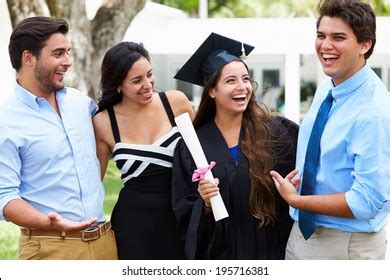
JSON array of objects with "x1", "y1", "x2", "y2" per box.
[{"x1": 0, "y1": 160, "x2": 122, "y2": 260}]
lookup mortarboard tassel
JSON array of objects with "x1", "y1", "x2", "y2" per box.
[{"x1": 239, "y1": 42, "x2": 247, "y2": 61}]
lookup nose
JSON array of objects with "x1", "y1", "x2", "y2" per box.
[
  {"x1": 321, "y1": 37, "x2": 333, "y2": 50},
  {"x1": 143, "y1": 77, "x2": 154, "y2": 89},
  {"x1": 62, "y1": 53, "x2": 72, "y2": 68},
  {"x1": 236, "y1": 79, "x2": 246, "y2": 91}
]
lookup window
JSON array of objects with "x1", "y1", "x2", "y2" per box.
[
  {"x1": 262, "y1": 69, "x2": 280, "y2": 89},
  {"x1": 176, "y1": 69, "x2": 193, "y2": 100},
  {"x1": 249, "y1": 68, "x2": 254, "y2": 79},
  {"x1": 372, "y1": 67, "x2": 382, "y2": 79},
  {"x1": 388, "y1": 68, "x2": 390, "y2": 91}
]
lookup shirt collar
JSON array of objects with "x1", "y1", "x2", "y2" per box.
[
  {"x1": 330, "y1": 64, "x2": 371, "y2": 101},
  {"x1": 15, "y1": 81, "x2": 68, "y2": 111}
]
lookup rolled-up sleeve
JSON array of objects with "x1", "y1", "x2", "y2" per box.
[
  {"x1": 345, "y1": 115, "x2": 390, "y2": 220},
  {"x1": 0, "y1": 127, "x2": 22, "y2": 220}
]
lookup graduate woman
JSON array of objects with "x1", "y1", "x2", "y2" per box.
[{"x1": 172, "y1": 33, "x2": 298, "y2": 259}]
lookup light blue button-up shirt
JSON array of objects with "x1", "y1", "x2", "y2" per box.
[
  {"x1": 292, "y1": 64, "x2": 390, "y2": 232},
  {"x1": 0, "y1": 83, "x2": 105, "y2": 222}
]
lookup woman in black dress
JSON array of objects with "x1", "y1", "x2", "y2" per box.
[
  {"x1": 93, "y1": 42, "x2": 194, "y2": 259},
  {"x1": 172, "y1": 33, "x2": 298, "y2": 259}
]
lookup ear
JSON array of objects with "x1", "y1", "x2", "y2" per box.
[
  {"x1": 360, "y1": 40, "x2": 372, "y2": 56},
  {"x1": 21, "y1": 50, "x2": 35, "y2": 67},
  {"x1": 209, "y1": 88, "x2": 216, "y2": 99},
  {"x1": 116, "y1": 87, "x2": 121, "y2": 93}
]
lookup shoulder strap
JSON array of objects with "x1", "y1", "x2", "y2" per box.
[
  {"x1": 158, "y1": 91, "x2": 176, "y2": 126},
  {"x1": 107, "y1": 106, "x2": 121, "y2": 143}
]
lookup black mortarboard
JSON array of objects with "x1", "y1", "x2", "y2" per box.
[{"x1": 174, "y1": 32, "x2": 255, "y2": 87}]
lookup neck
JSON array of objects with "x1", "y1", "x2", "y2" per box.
[
  {"x1": 332, "y1": 58, "x2": 366, "y2": 86},
  {"x1": 17, "y1": 73, "x2": 54, "y2": 99},
  {"x1": 214, "y1": 111, "x2": 242, "y2": 130},
  {"x1": 115, "y1": 92, "x2": 155, "y2": 116},
  {"x1": 214, "y1": 112, "x2": 242, "y2": 147}
]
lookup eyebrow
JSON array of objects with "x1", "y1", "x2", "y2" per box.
[
  {"x1": 333, "y1": 32, "x2": 347, "y2": 36},
  {"x1": 222, "y1": 74, "x2": 249, "y2": 80},
  {"x1": 317, "y1": 31, "x2": 347, "y2": 37},
  {"x1": 222, "y1": 75, "x2": 236, "y2": 80},
  {"x1": 51, "y1": 47, "x2": 70, "y2": 53},
  {"x1": 129, "y1": 69, "x2": 153, "y2": 81}
]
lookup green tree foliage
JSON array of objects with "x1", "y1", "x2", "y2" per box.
[
  {"x1": 6, "y1": 0, "x2": 147, "y2": 99},
  {"x1": 371, "y1": 0, "x2": 390, "y2": 15},
  {"x1": 153, "y1": 0, "x2": 390, "y2": 17}
]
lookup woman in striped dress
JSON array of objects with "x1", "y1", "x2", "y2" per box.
[{"x1": 93, "y1": 42, "x2": 194, "y2": 259}]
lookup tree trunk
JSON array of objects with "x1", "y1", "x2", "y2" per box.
[{"x1": 6, "y1": 0, "x2": 147, "y2": 100}]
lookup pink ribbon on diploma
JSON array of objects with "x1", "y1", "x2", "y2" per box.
[{"x1": 192, "y1": 161, "x2": 216, "y2": 182}]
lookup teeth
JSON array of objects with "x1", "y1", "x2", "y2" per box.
[
  {"x1": 323, "y1": 54, "x2": 338, "y2": 59},
  {"x1": 232, "y1": 94, "x2": 246, "y2": 99}
]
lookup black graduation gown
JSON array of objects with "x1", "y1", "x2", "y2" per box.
[{"x1": 172, "y1": 116, "x2": 298, "y2": 260}]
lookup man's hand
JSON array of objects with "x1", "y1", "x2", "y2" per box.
[
  {"x1": 47, "y1": 212, "x2": 97, "y2": 231},
  {"x1": 270, "y1": 169, "x2": 301, "y2": 207}
]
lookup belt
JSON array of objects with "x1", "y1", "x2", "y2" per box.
[{"x1": 20, "y1": 221, "x2": 111, "y2": 242}]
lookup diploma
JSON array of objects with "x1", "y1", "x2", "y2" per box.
[{"x1": 175, "y1": 112, "x2": 229, "y2": 221}]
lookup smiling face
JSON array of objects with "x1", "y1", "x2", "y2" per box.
[
  {"x1": 32, "y1": 32, "x2": 72, "y2": 94},
  {"x1": 209, "y1": 60, "x2": 252, "y2": 116},
  {"x1": 118, "y1": 56, "x2": 155, "y2": 105},
  {"x1": 315, "y1": 16, "x2": 372, "y2": 86}
]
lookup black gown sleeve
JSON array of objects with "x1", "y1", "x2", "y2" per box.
[
  {"x1": 268, "y1": 116, "x2": 299, "y2": 259},
  {"x1": 172, "y1": 138, "x2": 214, "y2": 259}
]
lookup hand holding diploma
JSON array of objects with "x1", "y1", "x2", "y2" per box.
[{"x1": 175, "y1": 113, "x2": 229, "y2": 221}]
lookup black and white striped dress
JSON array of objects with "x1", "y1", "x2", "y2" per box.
[{"x1": 108, "y1": 92, "x2": 185, "y2": 259}]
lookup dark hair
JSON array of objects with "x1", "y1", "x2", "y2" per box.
[
  {"x1": 194, "y1": 60, "x2": 277, "y2": 226},
  {"x1": 8, "y1": 16, "x2": 69, "y2": 71},
  {"x1": 316, "y1": 0, "x2": 376, "y2": 59},
  {"x1": 97, "y1": 42, "x2": 150, "y2": 113}
]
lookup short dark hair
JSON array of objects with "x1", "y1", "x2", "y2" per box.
[
  {"x1": 8, "y1": 16, "x2": 69, "y2": 71},
  {"x1": 316, "y1": 0, "x2": 376, "y2": 59},
  {"x1": 97, "y1": 42, "x2": 150, "y2": 113}
]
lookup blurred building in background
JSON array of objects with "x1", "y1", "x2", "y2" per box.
[{"x1": 2, "y1": 1, "x2": 390, "y2": 122}]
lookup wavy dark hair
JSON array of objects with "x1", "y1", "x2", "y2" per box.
[
  {"x1": 317, "y1": 0, "x2": 376, "y2": 59},
  {"x1": 9, "y1": 16, "x2": 69, "y2": 71},
  {"x1": 97, "y1": 42, "x2": 150, "y2": 113},
  {"x1": 194, "y1": 60, "x2": 277, "y2": 226}
]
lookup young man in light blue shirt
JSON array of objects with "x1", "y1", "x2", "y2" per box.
[
  {"x1": 0, "y1": 17, "x2": 117, "y2": 259},
  {"x1": 271, "y1": 0, "x2": 390, "y2": 259}
]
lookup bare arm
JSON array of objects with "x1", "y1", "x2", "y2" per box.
[
  {"x1": 3, "y1": 199, "x2": 96, "y2": 230},
  {"x1": 270, "y1": 170, "x2": 354, "y2": 218},
  {"x1": 166, "y1": 90, "x2": 195, "y2": 120},
  {"x1": 93, "y1": 112, "x2": 112, "y2": 179}
]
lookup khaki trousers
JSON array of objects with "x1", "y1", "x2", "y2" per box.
[
  {"x1": 286, "y1": 221, "x2": 387, "y2": 260},
  {"x1": 19, "y1": 229, "x2": 117, "y2": 260}
]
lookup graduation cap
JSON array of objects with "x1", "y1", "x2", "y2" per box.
[{"x1": 174, "y1": 32, "x2": 255, "y2": 87}]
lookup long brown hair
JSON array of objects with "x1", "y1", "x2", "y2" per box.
[{"x1": 193, "y1": 60, "x2": 276, "y2": 226}]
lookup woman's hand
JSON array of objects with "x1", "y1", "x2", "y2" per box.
[{"x1": 197, "y1": 178, "x2": 220, "y2": 209}]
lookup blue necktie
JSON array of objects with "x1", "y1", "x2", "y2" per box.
[{"x1": 299, "y1": 90, "x2": 334, "y2": 240}]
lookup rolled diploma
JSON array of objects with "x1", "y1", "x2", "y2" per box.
[{"x1": 175, "y1": 112, "x2": 229, "y2": 221}]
